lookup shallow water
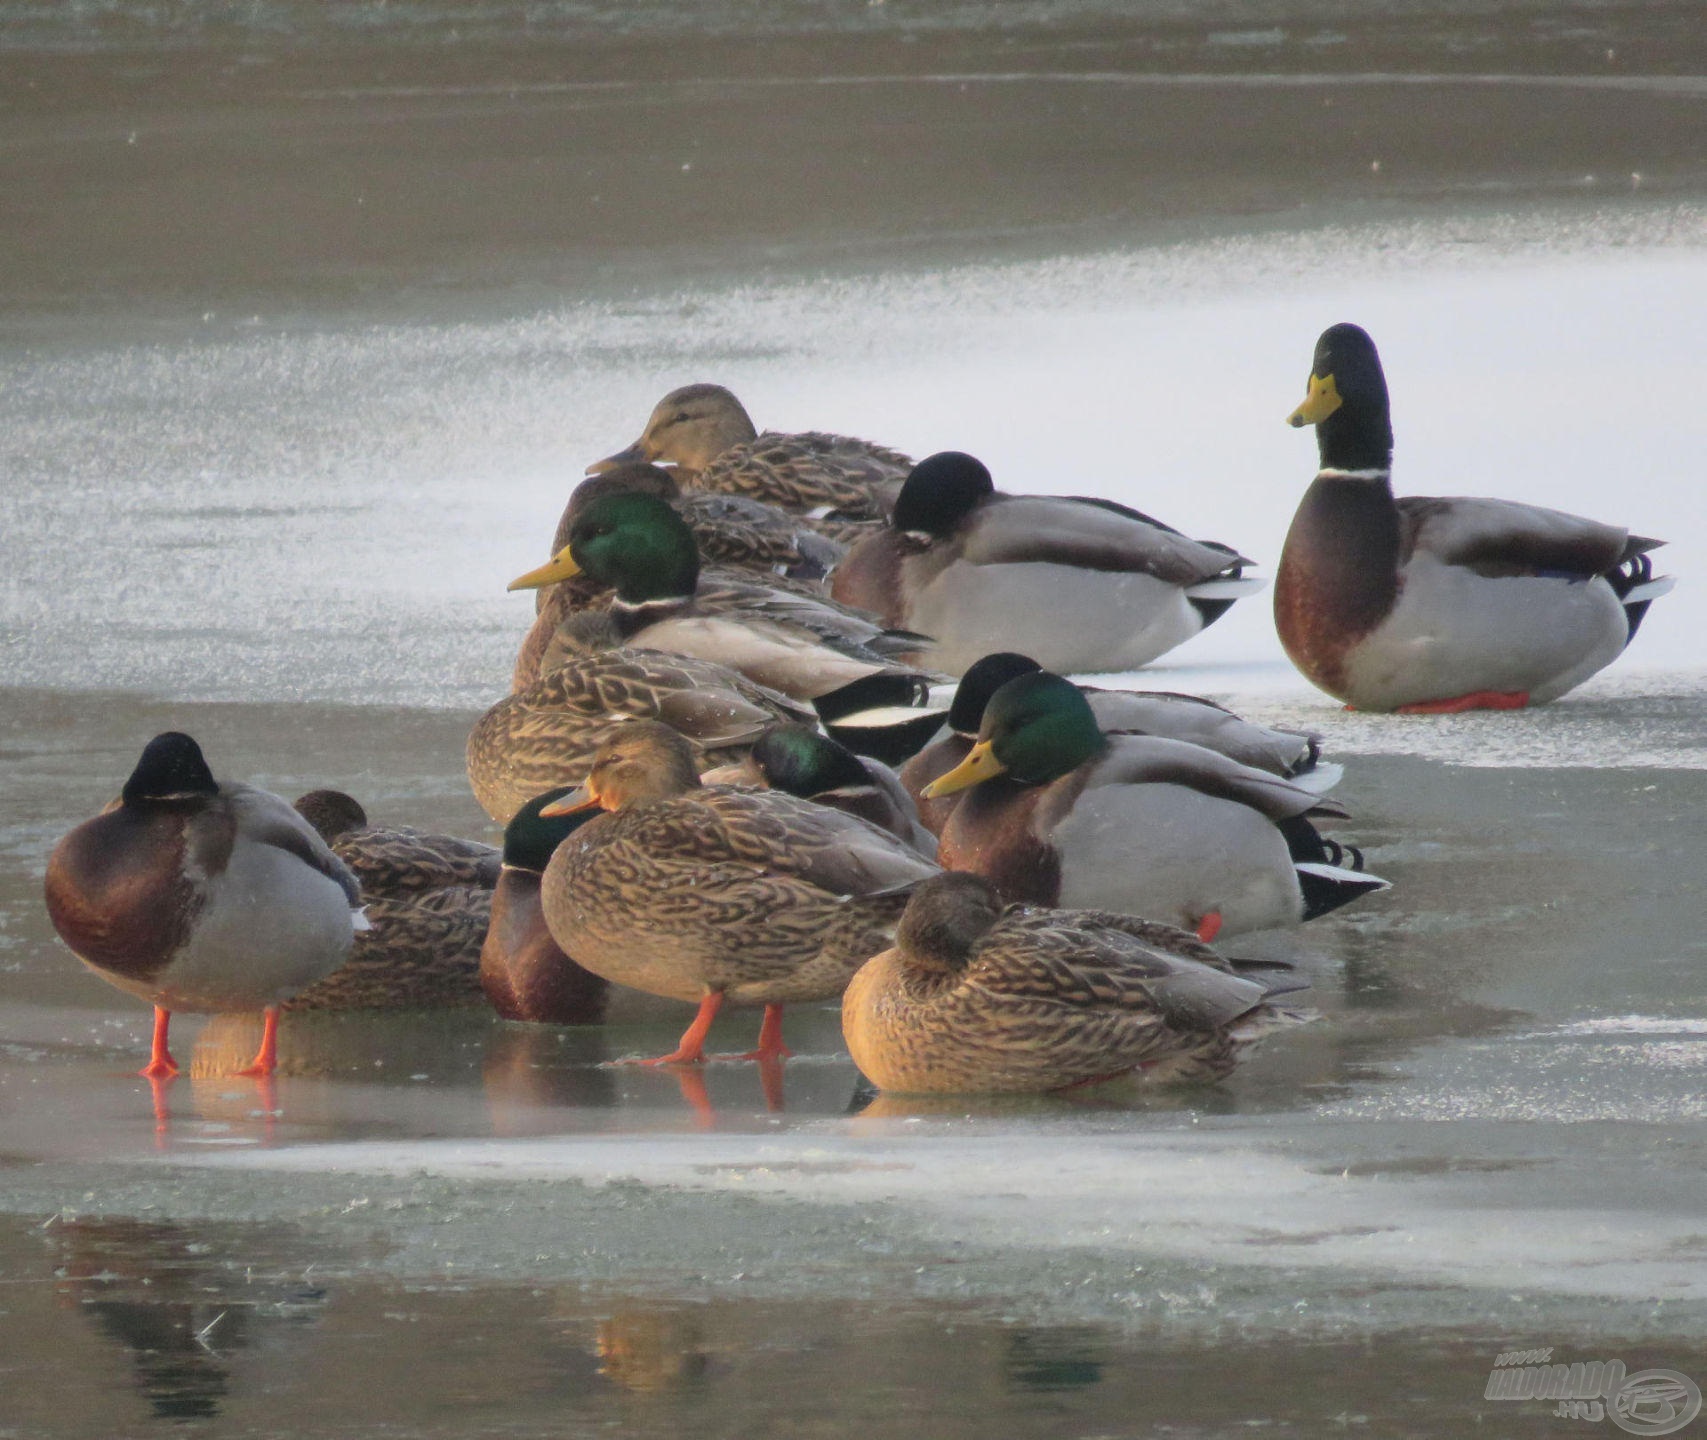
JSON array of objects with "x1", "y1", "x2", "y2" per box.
[{"x1": 5, "y1": 3, "x2": 1707, "y2": 1435}]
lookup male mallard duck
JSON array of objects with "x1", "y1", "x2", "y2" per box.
[
  {"x1": 283, "y1": 790, "x2": 499, "y2": 1010},
  {"x1": 843, "y1": 872, "x2": 1310, "y2": 1093},
  {"x1": 479, "y1": 788, "x2": 612, "y2": 1024},
  {"x1": 43, "y1": 733, "x2": 366, "y2": 1077},
  {"x1": 470, "y1": 646, "x2": 818, "y2": 825},
  {"x1": 921, "y1": 672, "x2": 1386, "y2": 939},
  {"x1": 1278, "y1": 322, "x2": 1674, "y2": 712},
  {"x1": 506, "y1": 490, "x2": 947, "y2": 761},
  {"x1": 537, "y1": 722, "x2": 940, "y2": 1063},
  {"x1": 829, "y1": 451, "x2": 1266, "y2": 676},
  {"x1": 701, "y1": 722, "x2": 937, "y2": 857},
  {"x1": 589, "y1": 382, "x2": 911, "y2": 520},
  {"x1": 900, "y1": 652, "x2": 1335, "y2": 839}
]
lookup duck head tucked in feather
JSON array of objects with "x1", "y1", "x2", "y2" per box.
[
  {"x1": 122, "y1": 732, "x2": 219, "y2": 807},
  {"x1": 946, "y1": 652, "x2": 1043, "y2": 736},
  {"x1": 292, "y1": 789, "x2": 368, "y2": 844},
  {"x1": 510, "y1": 492, "x2": 700, "y2": 605},
  {"x1": 893, "y1": 872, "x2": 1003, "y2": 976},
  {"x1": 891, "y1": 451, "x2": 994, "y2": 540}
]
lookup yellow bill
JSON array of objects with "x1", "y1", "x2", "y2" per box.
[
  {"x1": 538, "y1": 784, "x2": 601, "y2": 818},
  {"x1": 585, "y1": 441, "x2": 645, "y2": 476},
  {"x1": 507, "y1": 546, "x2": 583, "y2": 592},
  {"x1": 1287, "y1": 371, "x2": 1342, "y2": 428},
  {"x1": 920, "y1": 739, "x2": 1008, "y2": 799}
]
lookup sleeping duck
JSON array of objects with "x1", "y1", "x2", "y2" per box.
[
  {"x1": 843, "y1": 872, "x2": 1310, "y2": 1094},
  {"x1": 43, "y1": 733, "x2": 366, "y2": 1078},
  {"x1": 899, "y1": 651, "x2": 1335, "y2": 839},
  {"x1": 589, "y1": 382, "x2": 911, "y2": 521},
  {"x1": 830, "y1": 451, "x2": 1266, "y2": 676},
  {"x1": 1278, "y1": 322, "x2": 1674, "y2": 712},
  {"x1": 537, "y1": 722, "x2": 940, "y2": 1064},
  {"x1": 921, "y1": 671, "x2": 1386, "y2": 939},
  {"x1": 506, "y1": 490, "x2": 948, "y2": 761},
  {"x1": 286, "y1": 790, "x2": 498, "y2": 1010}
]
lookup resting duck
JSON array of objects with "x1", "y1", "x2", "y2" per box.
[
  {"x1": 285, "y1": 790, "x2": 498, "y2": 1010},
  {"x1": 589, "y1": 382, "x2": 911, "y2": 520},
  {"x1": 1278, "y1": 322, "x2": 1674, "y2": 712},
  {"x1": 700, "y1": 722, "x2": 938, "y2": 857},
  {"x1": 537, "y1": 722, "x2": 940, "y2": 1064},
  {"x1": 843, "y1": 872, "x2": 1310, "y2": 1094},
  {"x1": 479, "y1": 788, "x2": 612, "y2": 1024},
  {"x1": 900, "y1": 652, "x2": 1335, "y2": 839},
  {"x1": 829, "y1": 451, "x2": 1266, "y2": 676},
  {"x1": 506, "y1": 490, "x2": 947, "y2": 762},
  {"x1": 43, "y1": 733, "x2": 365, "y2": 1077},
  {"x1": 469, "y1": 646, "x2": 818, "y2": 825},
  {"x1": 921, "y1": 672, "x2": 1387, "y2": 939}
]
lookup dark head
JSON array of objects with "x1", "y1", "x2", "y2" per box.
[
  {"x1": 121, "y1": 732, "x2": 219, "y2": 807},
  {"x1": 508, "y1": 491, "x2": 700, "y2": 604},
  {"x1": 293, "y1": 789, "x2": 369, "y2": 843},
  {"x1": 749, "y1": 724, "x2": 869, "y2": 798},
  {"x1": 504, "y1": 786, "x2": 599, "y2": 872},
  {"x1": 556, "y1": 464, "x2": 682, "y2": 552},
  {"x1": 921, "y1": 671, "x2": 1104, "y2": 798},
  {"x1": 896, "y1": 871, "x2": 1003, "y2": 974},
  {"x1": 891, "y1": 451, "x2": 995, "y2": 539},
  {"x1": 588, "y1": 383, "x2": 758, "y2": 473},
  {"x1": 948, "y1": 652, "x2": 1043, "y2": 736},
  {"x1": 1286, "y1": 322, "x2": 1394, "y2": 472}
]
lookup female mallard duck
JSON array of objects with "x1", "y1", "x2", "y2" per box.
[
  {"x1": 829, "y1": 451, "x2": 1266, "y2": 676},
  {"x1": 1278, "y1": 322, "x2": 1673, "y2": 712},
  {"x1": 921, "y1": 672, "x2": 1386, "y2": 939},
  {"x1": 506, "y1": 490, "x2": 947, "y2": 761},
  {"x1": 589, "y1": 382, "x2": 911, "y2": 520},
  {"x1": 537, "y1": 722, "x2": 941, "y2": 1064},
  {"x1": 900, "y1": 652, "x2": 1335, "y2": 839},
  {"x1": 470, "y1": 646, "x2": 818, "y2": 825},
  {"x1": 700, "y1": 722, "x2": 938, "y2": 857},
  {"x1": 843, "y1": 872, "x2": 1309, "y2": 1093},
  {"x1": 479, "y1": 788, "x2": 612, "y2": 1024},
  {"x1": 43, "y1": 733, "x2": 366, "y2": 1077},
  {"x1": 283, "y1": 790, "x2": 499, "y2": 1010}
]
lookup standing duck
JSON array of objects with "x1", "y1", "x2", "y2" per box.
[
  {"x1": 843, "y1": 872, "x2": 1310, "y2": 1094},
  {"x1": 285, "y1": 790, "x2": 499, "y2": 1010},
  {"x1": 921, "y1": 672, "x2": 1386, "y2": 939},
  {"x1": 43, "y1": 733, "x2": 366, "y2": 1077},
  {"x1": 1277, "y1": 322, "x2": 1673, "y2": 712},
  {"x1": 589, "y1": 382, "x2": 911, "y2": 520},
  {"x1": 537, "y1": 722, "x2": 940, "y2": 1064},
  {"x1": 830, "y1": 451, "x2": 1266, "y2": 676},
  {"x1": 479, "y1": 788, "x2": 612, "y2": 1024},
  {"x1": 506, "y1": 490, "x2": 947, "y2": 761}
]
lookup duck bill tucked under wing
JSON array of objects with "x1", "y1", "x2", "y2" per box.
[{"x1": 920, "y1": 740, "x2": 1007, "y2": 799}]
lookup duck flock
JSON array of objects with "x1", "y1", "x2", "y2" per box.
[{"x1": 44, "y1": 323, "x2": 1673, "y2": 1096}]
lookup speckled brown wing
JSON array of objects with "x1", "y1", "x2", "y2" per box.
[
  {"x1": 286, "y1": 888, "x2": 490, "y2": 1010},
  {"x1": 333, "y1": 826, "x2": 500, "y2": 894},
  {"x1": 693, "y1": 431, "x2": 911, "y2": 519},
  {"x1": 469, "y1": 648, "x2": 817, "y2": 824}
]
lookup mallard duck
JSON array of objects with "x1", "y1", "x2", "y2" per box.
[
  {"x1": 537, "y1": 722, "x2": 940, "y2": 1063},
  {"x1": 506, "y1": 490, "x2": 948, "y2": 761},
  {"x1": 900, "y1": 652, "x2": 1335, "y2": 838},
  {"x1": 589, "y1": 383, "x2": 911, "y2": 520},
  {"x1": 921, "y1": 672, "x2": 1386, "y2": 939},
  {"x1": 1278, "y1": 322, "x2": 1674, "y2": 712},
  {"x1": 42, "y1": 733, "x2": 366, "y2": 1077},
  {"x1": 843, "y1": 872, "x2": 1310, "y2": 1093},
  {"x1": 700, "y1": 722, "x2": 937, "y2": 857},
  {"x1": 470, "y1": 646, "x2": 819, "y2": 824},
  {"x1": 479, "y1": 787, "x2": 612, "y2": 1024},
  {"x1": 282, "y1": 790, "x2": 498, "y2": 1010},
  {"x1": 829, "y1": 451, "x2": 1266, "y2": 675}
]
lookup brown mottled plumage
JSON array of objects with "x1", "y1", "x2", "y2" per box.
[
  {"x1": 287, "y1": 790, "x2": 498, "y2": 1010},
  {"x1": 587, "y1": 383, "x2": 911, "y2": 520},
  {"x1": 539, "y1": 722, "x2": 940, "y2": 1063},
  {"x1": 469, "y1": 647, "x2": 818, "y2": 825},
  {"x1": 843, "y1": 872, "x2": 1308, "y2": 1094}
]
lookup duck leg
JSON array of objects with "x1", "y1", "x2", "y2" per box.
[
  {"x1": 725, "y1": 1004, "x2": 794, "y2": 1063},
  {"x1": 234, "y1": 1006, "x2": 281, "y2": 1078},
  {"x1": 631, "y1": 991, "x2": 724, "y2": 1066},
  {"x1": 1395, "y1": 691, "x2": 1529, "y2": 714},
  {"x1": 1194, "y1": 912, "x2": 1224, "y2": 945},
  {"x1": 139, "y1": 1006, "x2": 180, "y2": 1079}
]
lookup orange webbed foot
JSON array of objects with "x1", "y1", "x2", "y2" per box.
[{"x1": 1395, "y1": 691, "x2": 1529, "y2": 714}]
